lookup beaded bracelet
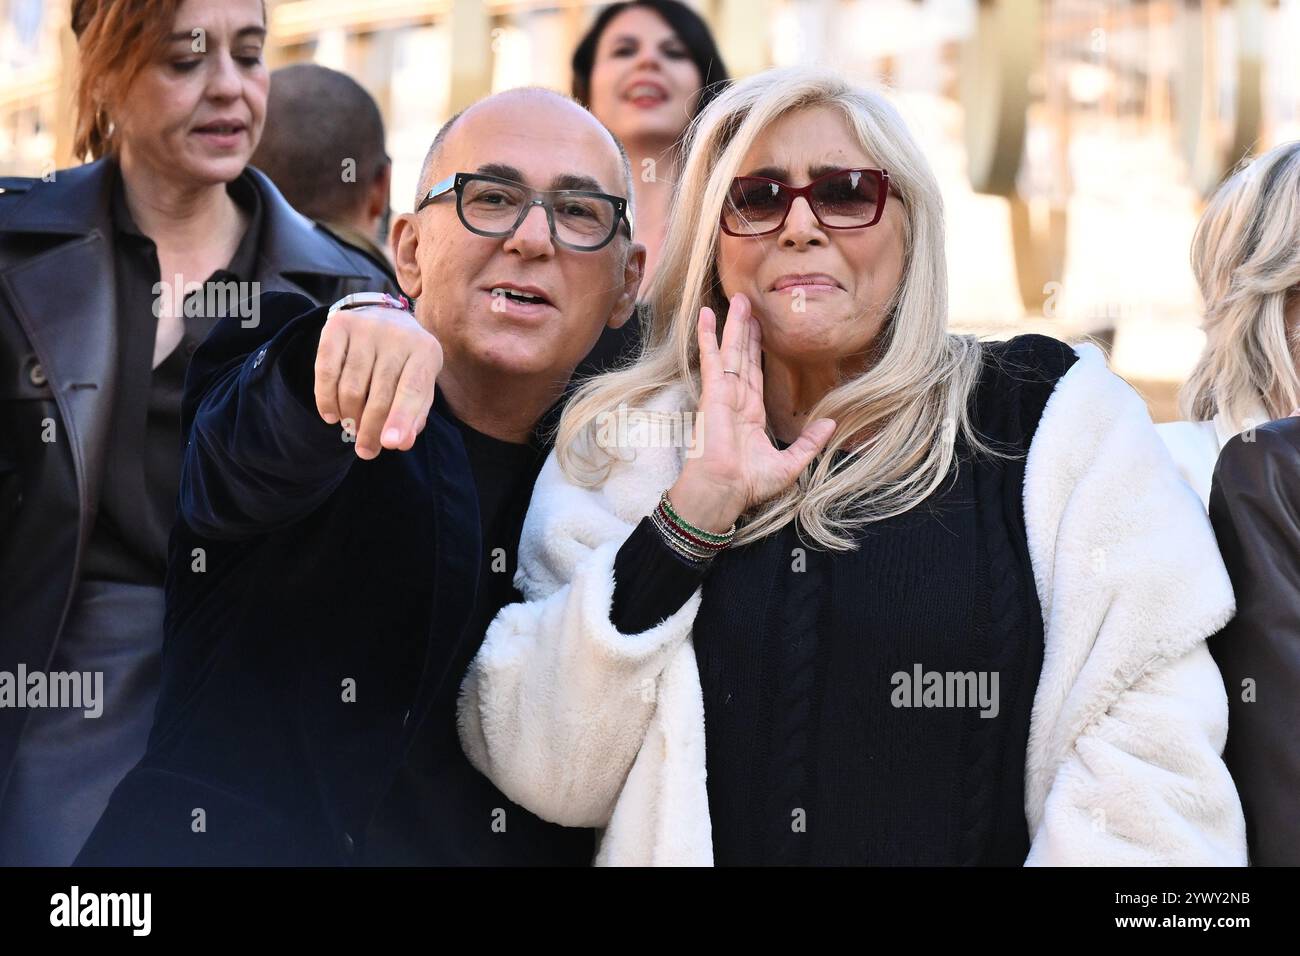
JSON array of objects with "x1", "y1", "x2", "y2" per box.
[
  {"x1": 650, "y1": 507, "x2": 715, "y2": 564},
  {"x1": 651, "y1": 491, "x2": 737, "y2": 563},
  {"x1": 659, "y1": 492, "x2": 736, "y2": 544}
]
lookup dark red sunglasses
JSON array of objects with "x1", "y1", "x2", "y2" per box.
[{"x1": 720, "y1": 167, "x2": 891, "y2": 237}]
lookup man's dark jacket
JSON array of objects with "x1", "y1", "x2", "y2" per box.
[
  {"x1": 1207, "y1": 418, "x2": 1300, "y2": 866},
  {"x1": 0, "y1": 160, "x2": 397, "y2": 808},
  {"x1": 76, "y1": 290, "x2": 479, "y2": 865}
]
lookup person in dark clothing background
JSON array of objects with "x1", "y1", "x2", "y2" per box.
[
  {"x1": 0, "y1": 0, "x2": 395, "y2": 867},
  {"x1": 1207, "y1": 419, "x2": 1300, "y2": 866},
  {"x1": 77, "y1": 86, "x2": 644, "y2": 865},
  {"x1": 250, "y1": 63, "x2": 397, "y2": 286}
]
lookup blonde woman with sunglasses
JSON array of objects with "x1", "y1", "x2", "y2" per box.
[{"x1": 457, "y1": 67, "x2": 1246, "y2": 866}]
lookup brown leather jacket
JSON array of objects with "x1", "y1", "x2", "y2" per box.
[{"x1": 1208, "y1": 417, "x2": 1300, "y2": 865}]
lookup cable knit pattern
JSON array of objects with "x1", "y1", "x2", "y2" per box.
[
  {"x1": 695, "y1": 336, "x2": 1071, "y2": 864},
  {"x1": 763, "y1": 537, "x2": 822, "y2": 865},
  {"x1": 957, "y1": 337, "x2": 1062, "y2": 863}
]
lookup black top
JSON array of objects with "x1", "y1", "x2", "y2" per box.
[
  {"x1": 80, "y1": 163, "x2": 263, "y2": 585},
  {"x1": 611, "y1": 334, "x2": 1078, "y2": 865},
  {"x1": 364, "y1": 405, "x2": 597, "y2": 865}
]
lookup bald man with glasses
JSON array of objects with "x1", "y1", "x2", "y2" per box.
[{"x1": 77, "y1": 88, "x2": 644, "y2": 866}]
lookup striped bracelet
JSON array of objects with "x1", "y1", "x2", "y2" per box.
[
  {"x1": 651, "y1": 491, "x2": 737, "y2": 563},
  {"x1": 659, "y1": 492, "x2": 736, "y2": 544},
  {"x1": 650, "y1": 507, "x2": 715, "y2": 563}
]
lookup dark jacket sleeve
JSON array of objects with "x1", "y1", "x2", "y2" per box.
[
  {"x1": 610, "y1": 516, "x2": 708, "y2": 634},
  {"x1": 178, "y1": 290, "x2": 356, "y2": 540},
  {"x1": 1207, "y1": 420, "x2": 1300, "y2": 866}
]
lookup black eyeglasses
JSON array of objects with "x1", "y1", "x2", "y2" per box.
[
  {"x1": 721, "y1": 167, "x2": 892, "y2": 237},
  {"x1": 417, "y1": 172, "x2": 634, "y2": 251}
]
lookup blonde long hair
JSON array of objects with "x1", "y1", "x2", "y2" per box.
[
  {"x1": 556, "y1": 67, "x2": 989, "y2": 551},
  {"x1": 1182, "y1": 141, "x2": 1300, "y2": 427}
]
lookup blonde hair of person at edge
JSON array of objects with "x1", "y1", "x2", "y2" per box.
[
  {"x1": 1159, "y1": 140, "x2": 1300, "y2": 507},
  {"x1": 453, "y1": 66, "x2": 1247, "y2": 866}
]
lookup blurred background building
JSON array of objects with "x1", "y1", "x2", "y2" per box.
[{"x1": 2, "y1": 0, "x2": 1299, "y2": 419}]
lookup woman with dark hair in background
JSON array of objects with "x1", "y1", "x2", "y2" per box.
[
  {"x1": 572, "y1": 0, "x2": 728, "y2": 291},
  {"x1": 0, "y1": 0, "x2": 393, "y2": 866}
]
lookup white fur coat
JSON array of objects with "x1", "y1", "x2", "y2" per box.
[
  {"x1": 457, "y1": 343, "x2": 1247, "y2": 866},
  {"x1": 1157, "y1": 406, "x2": 1264, "y2": 509}
]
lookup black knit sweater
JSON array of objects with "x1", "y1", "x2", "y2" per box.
[{"x1": 611, "y1": 334, "x2": 1078, "y2": 865}]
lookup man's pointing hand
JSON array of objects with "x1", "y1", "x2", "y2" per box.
[{"x1": 314, "y1": 302, "x2": 443, "y2": 459}]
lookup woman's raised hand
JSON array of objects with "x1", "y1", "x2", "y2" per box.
[{"x1": 666, "y1": 293, "x2": 836, "y2": 534}]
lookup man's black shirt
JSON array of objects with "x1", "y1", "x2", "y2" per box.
[{"x1": 362, "y1": 406, "x2": 596, "y2": 865}]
